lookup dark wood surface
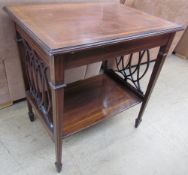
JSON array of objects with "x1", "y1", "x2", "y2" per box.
[
  {"x1": 4, "y1": 2, "x2": 184, "y2": 172},
  {"x1": 4, "y1": 3, "x2": 183, "y2": 55},
  {"x1": 63, "y1": 33, "x2": 171, "y2": 69},
  {"x1": 63, "y1": 74, "x2": 141, "y2": 137}
]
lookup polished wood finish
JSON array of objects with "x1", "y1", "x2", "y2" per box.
[
  {"x1": 4, "y1": 2, "x2": 184, "y2": 173},
  {"x1": 50, "y1": 56, "x2": 64, "y2": 172},
  {"x1": 63, "y1": 74, "x2": 141, "y2": 137},
  {"x1": 63, "y1": 33, "x2": 171, "y2": 69},
  {"x1": 135, "y1": 33, "x2": 175, "y2": 128},
  {"x1": 4, "y1": 3, "x2": 182, "y2": 55}
]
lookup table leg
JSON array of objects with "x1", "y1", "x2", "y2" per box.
[
  {"x1": 16, "y1": 33, "x2": 35, "y2": 122},
  {"x1": 50, "y1": 57, "x2": 65, "y2": 173},
  {"x1": 135, "y1": 33, "x2": 175, "y2": 128},
  {"x1": 52, "y1": 89, "x2": 64, "y2": 173},
  {"x1": 27, "y1": 100, "x2": 35, "y2": 122}
]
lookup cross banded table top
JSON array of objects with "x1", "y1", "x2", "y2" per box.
[{"x1": 4, "y1": 3, "x2": 183, "y2": 55}]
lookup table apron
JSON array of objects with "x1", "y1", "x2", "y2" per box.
[{"x1": 63, "y1": 33, "x2": 171, "y2": 69}]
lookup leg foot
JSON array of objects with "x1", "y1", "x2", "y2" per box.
[
  {"x1": 55, "y1": 162, "x2": 62, "y2": 173},
  {"x1": 28, "y1": 111, "x2": 35, "y2": 122},
  {"x1": 27, "y1": 101, "x2": 35, "y2": 122},
  {"x1": 135, "y1": 118, "x2": 142, "y2": 128}
]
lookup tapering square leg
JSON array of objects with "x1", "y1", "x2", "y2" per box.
[
  {"x1": 50, "y1": 56, "x2": 65, "y2": 173},
  {"x1": 135, "y1": 33, "x2": 175, "y2": 128},
  {"x1": 27, "y1": 100, "x2": 35, "y2": 122}
]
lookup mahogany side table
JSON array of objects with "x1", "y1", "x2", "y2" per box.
[{"x1": 4, "y1": 3, "x2": 183, "y2": 172}]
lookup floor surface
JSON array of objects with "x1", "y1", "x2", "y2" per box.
[{"x1": 0, "y1": 55, "x2": 188, "y2": 175}]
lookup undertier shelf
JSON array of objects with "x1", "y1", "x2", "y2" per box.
[{"x1": 63, "y1": 74, "x2": 142, "y2": 137}]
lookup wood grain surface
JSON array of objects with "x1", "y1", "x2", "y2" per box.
[
  {"x1": 4, "y1": 3, "x2": 183, "y2": 54},
  {"x1": 63, "y1": 74, "x2": 141, "y2": 137}
]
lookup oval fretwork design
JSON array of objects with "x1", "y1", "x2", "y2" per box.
[
  {"x1": 115, "y1": 49, "x2": 151, "y2": 94},
  {"x1": 22, "y1": 40, "x2": 53, "y2": 129}
]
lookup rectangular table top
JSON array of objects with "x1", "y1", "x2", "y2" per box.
[{"x1": 5, "y1": 3, "x2": 183, "y2": 55}]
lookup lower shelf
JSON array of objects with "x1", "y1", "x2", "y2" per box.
[{"x1": 63, "y1": 74, "x2": 142, "y2": 137}]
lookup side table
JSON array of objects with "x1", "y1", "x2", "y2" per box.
[{"x1": 4, "y1": 3, "x2": 183, "y2": 172}]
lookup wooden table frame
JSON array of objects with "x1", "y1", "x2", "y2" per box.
[
  {"x1": 16, "y1": 25, "x2": 175, "y2": 172},
  {"x1": 4, "y1": 3, "x2": 183, "y2": 173}
]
